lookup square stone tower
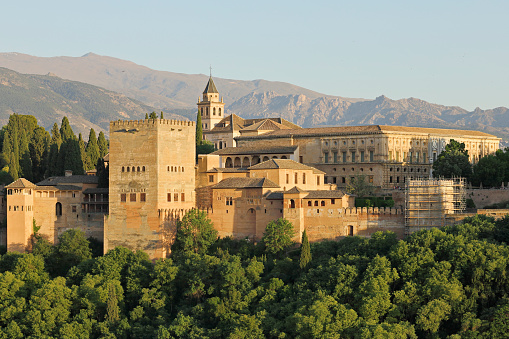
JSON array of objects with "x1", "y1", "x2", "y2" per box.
[{"x1": 105, "y1": 118, "x2": 196, "y2": 259}]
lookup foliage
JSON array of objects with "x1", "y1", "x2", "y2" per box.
[
  {"x1": 299, "y1": 230, "x2": 311, "y2": 269},
  {"x1": 149, "y1": 111, "x2": 158, "y2": 119},
  {"x1": 356, "y1": 197, "x2": 395, "y2": 208},
  {"x1": 85, "y1": 128, "x2": 100, "y2": 169},
  {"x1": 97, "y1": 131, "x2": 108, "y2": 158},
  {"x1": 432, "y1": 139, "x2": 472, "y2": 180},
  {"x1": 171, "y1": 209, "x2": 218, "y2": 255},
  {"x1": 196, "y1": 110, "x2": 203, "y2": 146},
  {"x1": 346, "y1": 174, "x2": 375, "y2": 197},
  {"x1": 196, "y1": 140, "x2": 215, "y2": 157},
  {"x1": 261, "y1": 218, "x2": 296, "y2": 255},
  {"x1": 472, "y1": 151, "x2": 508, "y2": 187}
]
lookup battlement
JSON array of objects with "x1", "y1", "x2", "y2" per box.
[{"x1": 110, "y1": 119, "x2": 194, "y2": 128}]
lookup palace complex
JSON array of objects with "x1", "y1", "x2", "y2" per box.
[{"x1": 3, "y1": 76, "x2": 502, "y2": 259}]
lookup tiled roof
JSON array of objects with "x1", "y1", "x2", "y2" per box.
[
  {"x1": 207, "y1": 114, "x2": 301, "y2": 134},
  {"x1": 37, "y1": 175, "x2": 99, "y2": 186},
  {"x1": 265, "y1": 191, "x2": 284, "y2": 200},
  {"x1": 211, "y1": 145, "x2": 298, "y2": 156},
  {"x1": 304, "y1": 190, "x2": 347, "y2": 199},
  {"x1": 206, "y1": 168, "x2": 250, "y2": 173},
  {"x1": 241, "y1": 119, "x2": 292, "y2": 131},
  {"x1": 285, "y1": 186, "x2": 307, "y2": 194},
  {"x1": 203, "y1": 76, "x2": 219, "y2": 94},
  {"x1": 36, "y1": 185, "x2": 83, "y2": 191},
  {"x1": 213, "y1": 177, "x2": 280, "y2": 189},
  {"x1": 83, "y1": 188, "x2": 109, "y2": 194},
  {"x1": 248, "y1": 159, "x2": 325, "y2": 174},
  {"x1": 6, "y1": 178, "x2": 36, "y2": 188},
  {"x1": 236, "y1": 125, "x2": 499, "y2": 140}
]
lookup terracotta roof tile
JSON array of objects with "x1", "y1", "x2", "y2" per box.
[
  {"x1": 213, "y1": 177, "x2": 280, "y2": 189},
  {"x1": 37, "y1": 175, "x2": 99, "y2": 186},
  {"x1": 6, "y1": 178, "x2": 36, "y2": 188},
  {"x1": 211, "y1": 145, "x2": 298, "y2": 156},
  {"x1": 304, "y1": 190, "x2": 347, "y2": 199},
  {"x1": 248, "y1": 159, "x2": 325, "y2": 174}
]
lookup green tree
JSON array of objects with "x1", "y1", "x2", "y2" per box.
[
  {"x1": 29, "y1": 127, "x2": 49, "y2": 182},
  {"x1": 53, "y1": 229, "x2": 92, "y2": 276},
  {"x1": 97, "y1": 131, "x2": 108, "y2": 158},
  {"x1": 79, "y1": 133, "x2": 92, "y2": 171},
  {"x1": 171, "y1": 209, "x2": 218, "y2": 255},
  {"x1": 47, "y1": 123, "x2": 62, "y2": 177},
  {"x1": 149, "y1": 112, "x2": 158, "y2": 119},
  {"x1": 299, "y1": 229, "x2": 311, "y2": 269},
  {"x1": 85, "y1": 128, "x2": 100, "y2": 169},
  {"x1": 145, "y1": 113, "x2": 149, "y2": 119},
  {"x1": 196, "y1": 110, "x2": 203, "y2": 146},
  {"x1": 96, "y1": 157, "x2": 109, "y2": 188},
  {"x1": 261, "y1": 218, "x2": 296, "y2": 255},
  {"x1": 346, "y1": 174, "x2": 375, "y2": 197},
  {"x1": 472, "y1": 154, "x2": 507, "y2": 187},
  {"x1": 160, "y1": 111, "x2": 164, "y2": 119},
  {"x1": 432, "y1": 139, "x2": 472, "y2": 180}
]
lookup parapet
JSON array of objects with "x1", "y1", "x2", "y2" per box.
[{"x1": 110, "y1": 119, "x2": 194, "y2": 129}]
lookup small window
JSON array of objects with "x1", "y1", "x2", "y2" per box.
[
  {"x1": 127, "y1": 167, "x2": 130, "y2": 172},
  {"x1": 209, "y1": 175, "x2": 214, "y2": 183},
  {"x1": 167, "y1": 193, "x2": 171, "y2": 202},
  {"x1": 174, "y1": 193, "x2": 179, "y2": 202},
  {"x1": 321, "y1": 201, "x2": 325, "y2": 206},
  {"x1": 140, "y1": 193, "x2": 146, "y2": 202},
  {"x1": 303, "y1": 173, "x2": 306, "y2": 184},
  {"x1": 121, "y1": 194, "x2": 126, "y2": 202},
  {"x1": 56, "y1": 202, "x2": 62, "y2": 216},
  {"x1": 72, "y1": 206, "x2": 77, "y2": 213},
  {"x1": 181, "y1": 193, "x2": 185, "y2": 202},
  {"x1": 308, "y1": 201, "x2": 312, "y2": 206},
  {"x1": 130, "y1": 193, "x2": 136, "y2": 202},
  {"x1": 331, "y1": 199, "x2": 335, "y2": 204},
  {"x1": 314, "y1": 201, "x2": 318, "y2": 206},
  {"x1": 132, "y1": 166, "x2": 135, "y2": 172},
  {"x1": 137, "y1": 166, "x2": 140, "y2": 172},
  {"x1": 122, "y1": 166, "x2": 125, "y2": 172},
  {"x1": 295, "y1": 173, "x2": 298, "y2": 184}
]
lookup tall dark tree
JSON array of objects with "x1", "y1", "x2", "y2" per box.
[
  {"x1": 97, "y1": 131, "x2": 108, "y2": 158},
  {"x1": 85, "y1": 129, "x2": 100, "y2": 169},
  {"x1": 432, "y1": 139, "x2": 472, "y2": 180},
  {"x1": 47, "y1": 123, "x2": 62, "y2": 177},
  {"x1": 196, "y1": 110, "x2": 203, "y2": 146},
  {"x1": 149, "y1": 111, "x2": 158, "y2": 119},
  {"x1": 29, "y1": 127, "x2": 49, "y2": 182},
  {"x1": 299, "y1": 229, "x2": 311, "y2": 269},
  {"x1": 472, "y1": 154, "x2": 507, "y2": 188},
  {"x1": 78, "y1": 133, "x2": 92, "y2": 171},
  {"x1": 96, "y1": 158, "x2": 109, "y2": 188},
  {"x1": 160, "y1": 111, "x2": 164, "y2": 119}
]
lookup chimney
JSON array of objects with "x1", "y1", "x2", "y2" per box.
[{"x1": 65, "y1": 170, "x2": 73, "y2": 177}]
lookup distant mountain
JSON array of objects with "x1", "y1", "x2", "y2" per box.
[
  {"x1": 0, "y1": 52, "x2": 508, "y2": 142},
  {"x1": 0, "y1": 67, "x2": 183, "y2": 135}
]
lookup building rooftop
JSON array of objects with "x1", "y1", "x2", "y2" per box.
[
  {"x1": 213, "y1": 177, "x2": 280, "y2": 189},
  {"x1": 6, "y1": 178, "x2": 36, "y2": 189},
  {"x1": 304, "y1": 190, "x2": 347, "y2": 199},
  {"x1": 285, "y1": 186, "x2": 307, "y2": 194},
  {"x1": 248, "y1": 159, "x2": 325, "y2": 174},
  {"x1": 83, "y1": 188, "x2": 109, "y2": 194},
  {"x1": 235, "y1": 125, "x2": 499, "y2": 140},
  {"x1": 203, "y1": 76, "x2": 219, "y2": 94},
  {"x1": 37, "y1": 175, "x2": 99, "y2": 186},
  {"x1": 206, "y1": 168, "x2": 250, "y2": 173},
  {"x1": 211, "y1": 145, "x2": 298, "y2": 156},
  {"x1": 206, "y1": 114, "x2": 301, "y2": 134},
  {"x1": 36, "y1": 185, "x2": 83, "y2": 191}
]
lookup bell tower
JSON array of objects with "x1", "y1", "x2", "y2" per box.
[{"x1": 198, "y1": 75, "x2": 224, "y2": 132}]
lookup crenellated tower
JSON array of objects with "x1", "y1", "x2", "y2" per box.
[{"x1": 197, "y1": 76, "x2": 224, "y2": 132}]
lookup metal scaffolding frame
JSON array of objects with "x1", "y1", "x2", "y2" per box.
[{"x1": 405, "y1": 178, "x2": 466, "y2": 235}]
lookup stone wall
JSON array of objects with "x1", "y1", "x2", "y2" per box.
[{"x1": 467, "y1": 189, "x2": 509, "y2": 208}]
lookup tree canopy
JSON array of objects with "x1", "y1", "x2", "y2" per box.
[{"x1": 432, "y1": 139, "x2": 472, "y2": 180}]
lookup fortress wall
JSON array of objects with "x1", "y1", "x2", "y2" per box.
[{"x1": 467, "y1": 188, "x2": 509, "y2": 208}]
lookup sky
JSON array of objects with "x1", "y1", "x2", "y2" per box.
[{"x1": 2, "y1": 0, "x2": 508, "y2": 110}]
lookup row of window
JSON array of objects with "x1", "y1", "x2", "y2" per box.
[
  {"x1": 167, "y1": 193, "x2": 186, "y2": 202},
  {"x1": 120, "y1": 193, "x2": 147, "y2": 202},
  {"x1": 8, "y1": 205, "x2": 33, "y2": 212},
  {"x1": 122, "y1": 166, "x2": 146, "y2": 173},
  {"x1": 285, "y1": 173, "x2": 308, "y2": 185},
  {"x1": 167, "y1": 166, "x2": 185, "y2": 173},
  {"x1": 324, "y1": 151, "x2": 374, "y2": 164},
  {"x1": 326, "y1": 176, "x2": 374, "y2": 184},
  {"x1": 388, "y1": 151, "x2": 428, "y2": 163},
  {"x1": 288, "y1": 199, "x2": 337, "y2": 208},
  {"x1": 323, "y1": 139, "x2": 374, "y2": 147},
  {"x1": 200, "y1": 107, "x2": 222, "y2": 117}
]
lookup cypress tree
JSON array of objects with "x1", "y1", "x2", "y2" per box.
[
  {"x1": 63, "y1": 137, "x2": 84, "y2": 175},
  {"x1": 29, "y1": 127, "x2": 49, "y2": 183},
  {"x1": 160, "y1": 111, "x2": 164, "y2": 119},
  {"x1": 85, "y1": 129, "x2": 100, "y2": 168},
  {"x1": 145, "y1": 113, "x2": 149, "y2": 119},
  {"x1": 299, "y1": 229, "x2": 312, "y2": 269},
  {"x1": 196, "y1": 110, "x2": 203, "y2": 146},
  {"x1": 47, "y1": 123, "x2": 62, "y2": 177},
  {"x1": 149, "y1": 111, "x2": 158, "y2": 119},
  {"x1": 59, "y1": 117, "x2": 74, "y2": 141},
  {"x1": 97, "y1": 131, "x2": 108, "y2": 158},
  {"x1": 79, "y1": 133, "x2": 92, "y2": 171}
]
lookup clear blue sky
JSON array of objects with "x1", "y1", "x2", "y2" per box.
[{"x1": 3, "y1": 0, "x2": 508, "y2": 110}]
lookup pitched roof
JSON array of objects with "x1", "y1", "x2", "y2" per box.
[
  {"x1": 211, "y1": 145, "x2": 298, "y2": 156},
  {"x1": 304, "y1": 190, "x2": 347, "y2": 199},
  {"x1": 286, "y1": 186, "x2": 307, "y2": 194},
  {"x1": 241, "y1": 119, "x2": 292, "y2": 131},
  {"x1": 37, "y1": 175, "x2": 99, "y2": 186},
  {"x1": 36, "y1": 185, "x2": 83, "y2": 191},
  {"x1": 265, "y1": 191, "x2": 284, "y2": 200},
  {"x1": 203, "y1": 76, "x2": 219, "y2": 94},
  {"x1": 206, "y1": 114, "x2": 301, "y2": 134},
  {"x1": 83, "y1": 188, "x2": 109, "y2": 194},
  {"x1": 248, "y1": 159, "x2": 325, "y2": 174},
  {"x1": 206, "y1": 168, "x2": 250, "y2": 173},
  {"x1": 213, "y1": 177, "x2": 280, "y2": 189},
  {"x1": 6, "y1": 178, "x2": 36, "y2": 188},
  {"x1": 236, "y1": 125, "x2": 499, "y2": 141}
]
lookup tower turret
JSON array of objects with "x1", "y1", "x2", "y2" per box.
[{"x1": 198, "y1": 76, "x2": 224, "y2": 132}]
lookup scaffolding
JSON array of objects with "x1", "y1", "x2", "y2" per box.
[{"x1": 405, "y1": 178, "x2": 466, "y2": 235}]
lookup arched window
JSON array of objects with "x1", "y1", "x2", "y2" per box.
[
  {"x1": 56, "y1": 202, "x2": 62, "y2": 216},
  {"x1": 137, "y1": 166, "x2": 140, "y2": 172},
  {"x1": 206, "y1": 107, "x2": 209, "y2": 116},
  {"x1": 142, "y1": 166, "x2": 146, "y2": 172},
  {"x1": 122, "y1": 166, "x2": 125, "y2": 172},
  {"x1": 234, "y1": 157, "x2": 241, "y2": 168},
  {"x1": 290, "y1": 199, "x2": 295, "y2": 208},
  {"x1": 127, "y1": 167, "x2": 130, "y2": 172},
  {"x1": 167, "y1": 166, "x2": 170, "y2": 171},
  {"x1": 321, "y1": 201, "x2": 325, "y2": 206},
  {"x1": 182, "y1": 167, "x2": 185, "y2": 172},
  {"x1": 213, "y1": 107, "x2": 216, "y2": 115},
  {"x1": 307, "y1": 201, "x2": 312, "y2": 206},
  {"x1": 263, "y1": 156, "x2": 269, "y2": 162},
  {"x1": 132, "y1": 166, "x2": 135, "y2": 172},
  {"x1": 225, "y1": 157, "x2": 233, "y2": 168},
  {"x1": 219, "y1": 141, "x2": 222, "y2": 149},
  {"x1": 219, "y1": 108, "x2": 222, "y2": 116},
  {"x1": 314, "y1": 201, "x2": 318, "y2": 206}
]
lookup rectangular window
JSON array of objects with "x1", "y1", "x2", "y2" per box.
[
  {"x1": 331, "y1": 199, "x2": 335, "y2": 204},
  {"x1": 389, "y1": 151, "x2": 393, "y2": 161},
  {"x1": 333, "y1": 152, "x2": 338, "y2": 163},
  {"x1": 72, "y1": 206, "x2": 77, "y2": 213},
  {"x1": 324, "y1": 152, "x2": 329, "y2": 163},
  {"x1": 209, "y1": 175, "x2": 214, "y2": 183},
  {"x1": 299, "y1": 156, "x2": 303, "y2": 163},
  {"x1": 174, "y1": 193, "x2": 179, "y2": 202},
  {"x1": 416, "y1": 152, "x2": 420, "y2": 163},
  {"x1": 324, "y1": 177, "x2": 328, "y2": 184},
  {"x1": 317, "y1": 176, "x2": 320, "y2": 185},
  {"x1": 351, "y1": 151, "x2": 356, "y2": 163},
  {"x1": 286, "y1": 174, "x2": 289, "y2": 184},
  {"x1": 295, "y1": 173, "x2": 298, "y2": 184},
  {"x1": 121, "y1": 194, "x2": 126, "y2": 202},
  {"x1": 140, "y1": 193, "x2": 146, "y2": 202},
  {"x1": 342, "y1": 152, "x2": 347, "y2": 163},
  {"x1": 342, "y1": 177, "x2": 346, "y2": 183},
  {"x1": 369, "y1": 175, "x2": 374, "y2": 183},
  {"x1": 408, "y1": 151, "x2": 412, "y2": 163},
  {"x1": 303, "y1": 173, "x2": 306, "y2": 184},
  {"x1": 370, "y1": 151, "x2": 374, "y2": 162},
  {"x1": 333, "y1": 177, "x2": 337, "y2": 184},
  {"x1": 396, "y1": 151, "x2": 400, "y2": 162},
  {"x1": 226, "y1": 197, "x2": 233, "y2": 206},
  {"x1": 181, "y1": 193, "x2": 185, "y2": 202},
  {"x1": 423, "y1": 152, "x2": 427, "y2": 163},
  {"x1": 130, "y1": 193, "x2": 136, "y2": 202},
  {"x1": 390, "y1": 176, "x2": 393, "y2": 183},
  {"x1": 360, "y1": 151, "x2": 364, "y2": 162},
  {"x1": 167, "y1": 193, "x2": 171, "y2": 202}
]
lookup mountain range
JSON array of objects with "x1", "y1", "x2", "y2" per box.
[{"x1": 0, "y1": 52, "x2": 508, "y2": 142}]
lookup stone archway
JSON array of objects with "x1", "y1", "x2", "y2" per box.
[
  {"x1": 242, "y1": 157, "x2": 250, "y2": 168},
  {"x1": 234, "y1": 157, "x2": 241, "y2": 168},
  {"x1": 225, "y1": 157, "x2": 233, "y2": 168}
]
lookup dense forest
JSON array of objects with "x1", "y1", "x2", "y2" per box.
[
  {"x1": 1, "y1": 212, "x2": 509, "y2": 338},
  {"x1": 0, "y1": 114, "x2": 108, "y2": 184}
]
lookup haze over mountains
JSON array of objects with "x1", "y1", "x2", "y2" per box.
[{"x1": 0, "y1": 52, "x2": 508, "y2": 141}]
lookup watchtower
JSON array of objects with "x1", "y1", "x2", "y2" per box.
[
  {"x1": 5, "y1": 179, "x2": 35, "y2": 252},
  {"x1": 198, "y1": 76, "x2": 224, "y2": 132},
  {"x1": 105, "y1": 118, "x2": 196, "y2": 258}
]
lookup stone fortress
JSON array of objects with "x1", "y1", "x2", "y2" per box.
[{"x1": 4, "y1": 76, "x2": 503, "y2": 259}]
